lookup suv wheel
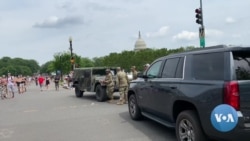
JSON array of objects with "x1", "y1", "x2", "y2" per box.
[
  {"x1": 75, "y1": 87, "x2": 83, "y2": 97},
  {"x1": 128, "y1": 94, "x2": 142, "y2": 120},
  {"x1": 176, "y1": 110, "x2": 207, "y2": 141},
  {"x1": 95, "y1": 85, "x2": 107, "y2": 102}
]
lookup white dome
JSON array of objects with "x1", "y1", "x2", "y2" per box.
[{"x1": 134, "y1": 31, "x2": 147, "y2": 51}]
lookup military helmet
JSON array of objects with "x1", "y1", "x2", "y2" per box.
[{"x1": 105, "y1": 68, "x2": 110, "y2": 72}]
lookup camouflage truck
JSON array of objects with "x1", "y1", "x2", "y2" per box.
[{"x1": 72, "y1": 67, "x2": 118, "y2": 102}]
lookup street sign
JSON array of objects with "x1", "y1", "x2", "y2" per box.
[
  {"x1": 199, "y1": 27, "x2": 205, "y2": 48},
  {"x1": 200, "y1": 37, "x2": 205, "y2": 47}
]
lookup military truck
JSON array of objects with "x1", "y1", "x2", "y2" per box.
[{"x1": 72, "y1": 67, "x2": 118, "y2": 102}]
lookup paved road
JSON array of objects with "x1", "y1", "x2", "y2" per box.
[{"x1": 0, "y1": 83, "x2": 177, "y2": 141}]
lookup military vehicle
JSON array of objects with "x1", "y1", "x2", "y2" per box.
[{"x1": 72, "y1": 67, "x2": 118, "y2": 102}]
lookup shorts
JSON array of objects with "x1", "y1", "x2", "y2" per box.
[{"x1": 7, "y1": 84, "x2": 14, "y2": 93}]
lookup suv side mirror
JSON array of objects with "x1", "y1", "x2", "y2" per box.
[{"x1": 137, "y1": 72, "x2": 147, "y2": 78}]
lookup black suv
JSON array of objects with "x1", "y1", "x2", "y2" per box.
[{"x1": 128, "y1": 45, "x2": 250, "y2": 141}]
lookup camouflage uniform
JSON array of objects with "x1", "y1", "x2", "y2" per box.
[
  {"x1": 116, "y1": 67, "x2": 129, "y2": 105},
  {"x1": 104, "y1": 69, "x2": 114, "y2": 101},
  {"x1": 131, "y1": 66, "x2": 138, "y2": 80}
]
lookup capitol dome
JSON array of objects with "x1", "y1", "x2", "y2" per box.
[{"x1": 134, "y1": 31, "x2": 147, "y2": 51}]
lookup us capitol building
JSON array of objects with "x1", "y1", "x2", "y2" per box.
[{"x1": 134, "y1": 31, "x2": 147, "y2": 51}]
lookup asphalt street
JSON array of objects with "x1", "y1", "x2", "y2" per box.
[{"x1": 0, "y1": 83, "x2": 177, "y2": 141}]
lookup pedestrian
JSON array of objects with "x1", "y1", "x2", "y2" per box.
[
  {"x1": 15, "y1": 75, "x2": 24, "y2": 94},
  {"x1": 45, "y1": 76, "x2": 50, "y2": 90},
  {"x1": 102, "y1": 69, "x2": 114, "y2": 103},
  {"x1": 116, "y1": 67, "x2": 129, "y2": 105},
  {"x1": 7, "y1": 73, "x2": 15, "y2": 98},
  {"x1": 21, "y1": 75, "x2": 27, "y2": 93},
  {"x1": 131, "y1": 66, "x2": 138, "y2": 80},
  {"x1": 54, "y1": 75, "x2": 60, "y2": 91},
  {"x1": 35, "y1": 76, "x2": 38, "y2": 86},
  {"x1": 0, "y1": 76, "x2": 7, "y2": 99},
  {"x1": 38, "y1": 75, "x2": 45, "y2": 91}
]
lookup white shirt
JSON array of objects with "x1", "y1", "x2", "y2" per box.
[{"x1": 7, "y1": 77, "x2": 14, "y2": 85}]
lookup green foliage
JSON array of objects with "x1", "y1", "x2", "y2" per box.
[
  {"x1": 0, "y1": 57, "x2": 39, "y2": 76},
  {"x1": 40, "y1": 61, "x2": 53, "y2": 74},
  {"x1": 52, "y1": 52, "x2": 72, "y2": 75},
  {"x1": 0, "y1": 46, "x2": 197, "y2": 76},
  {"x1": 98, "y1": 47, "x2": 190, "y2": 71},
  {"x1": 79, "y1": 57, "x2": 94, "y2": 67},
  {"x1": 93, "y1": 57, "x2": 104, "y2": 66}
]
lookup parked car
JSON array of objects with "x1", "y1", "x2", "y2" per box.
[{"x1": 128, "y1": 45, "x2": 250, "y2": 141}]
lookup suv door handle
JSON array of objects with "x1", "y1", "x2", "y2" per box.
[{"x1": 170, "y1": 86, "x2": 177, "y2": 89}]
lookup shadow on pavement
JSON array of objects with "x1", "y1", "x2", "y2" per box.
[
  {"x1": 119, "y1": 111, "x2": 177, "y2": 141},
  {"x1": 67, "y1": 93, "x2": 120, "y2": 102}
]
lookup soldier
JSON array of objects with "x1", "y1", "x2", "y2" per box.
[
  {"x1": 144, "y1": 63, "x2": 150, "y2": 71},
  {"x1": 116, "y1": 67, "x2": 129, "y2": 105},
  {"x1": 103, "y1": 69, "x2": 114, "y2": 103},
  {"x1": 131, "y1": 66, "x2": 138, "y2": 80}
]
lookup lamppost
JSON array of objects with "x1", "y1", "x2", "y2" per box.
[
  {"x1": 59, "y1": 54, "x2": 63, "y2": 81},
  {"x1": 69, "y1": 36, "x2": 74, "y2": 71}
]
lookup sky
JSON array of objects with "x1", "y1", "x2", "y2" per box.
[{"x1": 1, "y1": 0, "x2": 250, "y2": 65}]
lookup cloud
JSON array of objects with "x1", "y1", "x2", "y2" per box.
[
  {"x1": 33, "y1": 15, "x2": 84, "y2": 28},
  {"x1": 56, "y1": 0, "x2": 73, "y2": 10},
  {"x1": 206, "y1": 29, "x2": 223, "y2": 37},
  {"x1": 173, "y1": 31, "x2": 197, "y2": 41},
  {"x1": 225, "y1": 17, "x2": 236, "y2": 23},
  {"x1": 231, "y1": 34, "x2": 241, "y2": 38},
  {"x1": 146, "y1": 26, "x2": 169, "y2": 38},
  {"x1": 85, "y1": 2, "x2": 121, "y2": 11}
]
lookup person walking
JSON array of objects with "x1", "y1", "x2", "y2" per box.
[
  {"x1": 116, "y1": 67, "x2": 129, "y2": 105},
  {"x1": 102, "y1": 69, "x2": 114, "y2": 103},
  {"x1": 15, "y1": 75, "x2": 23, "y2": 94},
  {"x1": 54, "y1": 75, "x2": 60, "y2": 91},
  {"x1": 7, "y1": 73, "x2": 15, "y2": 98},
  {"x1": 45, "y1": 76, "x2": 50, "y2": 90},
  {"x1": 35, "y1": 76, "x2": 38, "y2": 86},
  {"x1": 38, "y1": 75, "x2": 45, "y2": 91},
  {"x1": 0, "y1": 76, "x2": 7, "y2": 99}
]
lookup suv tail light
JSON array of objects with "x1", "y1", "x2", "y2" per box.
[{"x1": 224, "y1": 81, "x2": 240, "y2": 110}]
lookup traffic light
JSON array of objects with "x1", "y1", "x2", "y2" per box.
[
  {"x1": 195, "y1": 8, "x2": 203, "y2": 25},
  {"x1": 70, "y1": 57, "x2": 74, "y2": 64}
]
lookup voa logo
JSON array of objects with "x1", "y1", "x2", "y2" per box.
[
  {"x1": 214, "y1": 113, "x2": 235, "y2": 123},
  {"x1": 211, "y1": 104, "x2": 238, "y2": 132}
]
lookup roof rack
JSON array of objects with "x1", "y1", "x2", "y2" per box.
[
  {"x1": 183, "y1": 45, "x2": 228, "y2": 53},
  {"x1": 202, "y1": 44, "x2": 228, "y2": 49}
]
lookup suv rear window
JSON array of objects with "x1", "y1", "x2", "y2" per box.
[
  {"x1": 193, "y1": 52, "x2": 224, "y2": 80},
  {"x1": 233, "y1": 51, "x2": 250, "y2": 80}
]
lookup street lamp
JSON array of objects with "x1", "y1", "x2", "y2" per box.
[
  {"x1": 69, "y1": 36, "x2": 74, "y2": 71},
  {"x1": 59, "y1": 54, "x2": 63, "y2": 81}
]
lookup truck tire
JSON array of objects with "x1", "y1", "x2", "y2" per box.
[
  {"x1": 95, "y1": 85, "x2": 107, "y2": 102},
  {"x1": 75, "y1": 86, "x2": 83, "y2": 97},
  {"x1": 176, "y1": 110, "x2": 207, "y2": 141}
]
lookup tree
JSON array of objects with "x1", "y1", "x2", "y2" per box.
[
  {"x1": 79, "y1": 57, "x2": 94, "y2": 67},
  {"x1": 0, "y1": 57, "x2": 40, "y2": 76},
  {"x1": 93, "y1": 57, "x2": 104, "y2": 67},
  {"x1": 40, "y1": 61, "x2": 53, "y2": 74},
  {"x1": 52, "y1": 52, "x2": 82, "y2": 75}
]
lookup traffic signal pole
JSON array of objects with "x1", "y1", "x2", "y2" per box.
[
  {"x1": 200, "y1": 0, "x2": 205, "y2": 48},
  {"x1": 195, "y1": 0, "x2": 205, "y2": 48}
]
